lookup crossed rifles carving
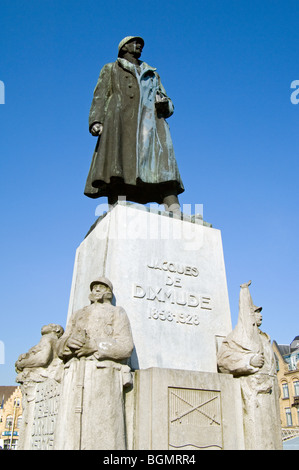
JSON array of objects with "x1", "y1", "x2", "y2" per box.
[{"x1": 170, "y1": 389, "x2": 220, "y2": 426}]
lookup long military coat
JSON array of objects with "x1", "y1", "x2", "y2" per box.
[
  {"x1": 84, "y1": 58, "x2": 184, "y2": 204},
  {"x1": 54, "y1": 302, "x2": 134, "y2": 450}
]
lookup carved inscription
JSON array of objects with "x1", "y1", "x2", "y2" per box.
[
  {"x1": 31, "y1": 380, "x2": 61, "y2": 450},
  {"x1": 148, "y1": 307, "x2": 200, "y2": 326},
  {"x1": 133, "y1": 260, "x2": 213, "y2": 326},
  {"x1": 147, "y1": 260, "x2": 199, "y2": 277}
]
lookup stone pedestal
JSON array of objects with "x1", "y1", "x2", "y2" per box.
[
  {"x1": 125, "y1": 368, "x2": 245, "y2": 450},
  {"x1": 67, "y1": 202, "x2": 232, "y2": 373},
  {"x1": 17, "y1": 202, "x2": 283, "y2": 450},
  {"x1": 60, "y1": 203, "x2": 244, "y2": 449}
]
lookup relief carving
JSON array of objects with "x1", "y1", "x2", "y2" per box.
[
  {"x1": 168, "y1": 388, "x2": 222, "y2": 450},
  {"x1": 15, "y1": 323, "x2": 64, "y2": 450}
]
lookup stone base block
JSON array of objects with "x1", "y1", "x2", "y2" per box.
[{"x1": 125, "y1": 367, "x2": 245, "y2": 450}]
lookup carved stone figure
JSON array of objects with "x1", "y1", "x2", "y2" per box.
[
  {"x1": 217, "y1": 281, "x2": 282, "y2": 449},
  {"x1": 15, "y1": 324, "x2": 64, "y2": 449},
  {"x1": 84, "y1": 36, "x2": 184, "y2": 215},
  {"x1": 53, "y1": 277, "x2": 134, "y2": 450},
  {"x1": 16, "y1": 324, "x2": 64, "y2": 382}
]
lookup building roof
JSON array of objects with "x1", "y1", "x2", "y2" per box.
[
  {"x1": 275, "y1": 343, "x2": 290, "y2": 356},
  {"x1": 0, "y1": 386, "x2": 19, "y2": 407},
  {"x1": 290, "y1": 336, "x2": 299, "y2": 352},
  {"x1": 274, "y1": 336, "x2": 299, "y2": 357}
]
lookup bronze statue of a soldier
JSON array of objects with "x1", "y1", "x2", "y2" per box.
[{"x1": 84, "y1": 36, "x2": 184, "y2": 215}]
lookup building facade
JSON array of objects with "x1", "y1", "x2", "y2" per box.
[
  {"x1": 0, "y1": 386, "x2": 23, "y2": 449},
  {"x1": 273, "y1": 336, "x2": 299, "y2": 437}
]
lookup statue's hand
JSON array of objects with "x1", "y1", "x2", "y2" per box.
[
  {"x1": 250, "y1": 352, "x2": 264, "y2": 368},
  {"x1": 90, "y1": 123, "x2": 103, "y2": 136},
  {"x1": 15, "y1": 353, "x2": 28, "y2": 370},
  {"x1": 76, "y1": 343, "x2": 97, "y2": 358},
  {"x1": 66, "y1": 337, "x2": 84, "y2": 351},
  {"x1": 15, "y1": 360, "x2": 23, "y2": 371}
]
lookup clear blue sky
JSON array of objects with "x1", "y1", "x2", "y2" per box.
[{"x1": 1, "y1": 0, "x2": 298, "y2": 384}]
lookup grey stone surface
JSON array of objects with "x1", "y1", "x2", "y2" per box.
[{"x1": 66, "y1": 202, "x2": 232, "y2": 374}]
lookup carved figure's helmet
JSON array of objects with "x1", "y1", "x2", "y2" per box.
[
  {"x1": 118, "y1": 36, "x2": 144, "y2": 56},
  {"x1": 90, "y1": 277, "x2": 113, "y2": 293}
]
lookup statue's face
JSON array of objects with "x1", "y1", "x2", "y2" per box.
[
  {"x1": 123, "y1": 39, "x2": 143, "y2": 57},
  {"x1": 254, "y1": 310, "x2": 263, "y2": 326},
  {"x1": 91, "y1": 283, "x2": 110, "y2": 301}
]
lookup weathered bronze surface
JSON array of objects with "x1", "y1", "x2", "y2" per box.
[{"x1": 84, "y1": 36, "x2": 184, "y2": 209}]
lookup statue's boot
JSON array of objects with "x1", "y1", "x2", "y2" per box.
[{"x1": 163, "y1": 194, "x2": 181, "y2": 218}]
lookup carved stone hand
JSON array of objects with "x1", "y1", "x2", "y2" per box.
[
  {"x1": 66, "y1": 337, "x2": 84, "y2": 350},
  {"x1": 250, "y1": 353, "x2": 264, "y2": 368},
  {"x1": 76, "y1": 343, "x2": 97, "y2": 358}
]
